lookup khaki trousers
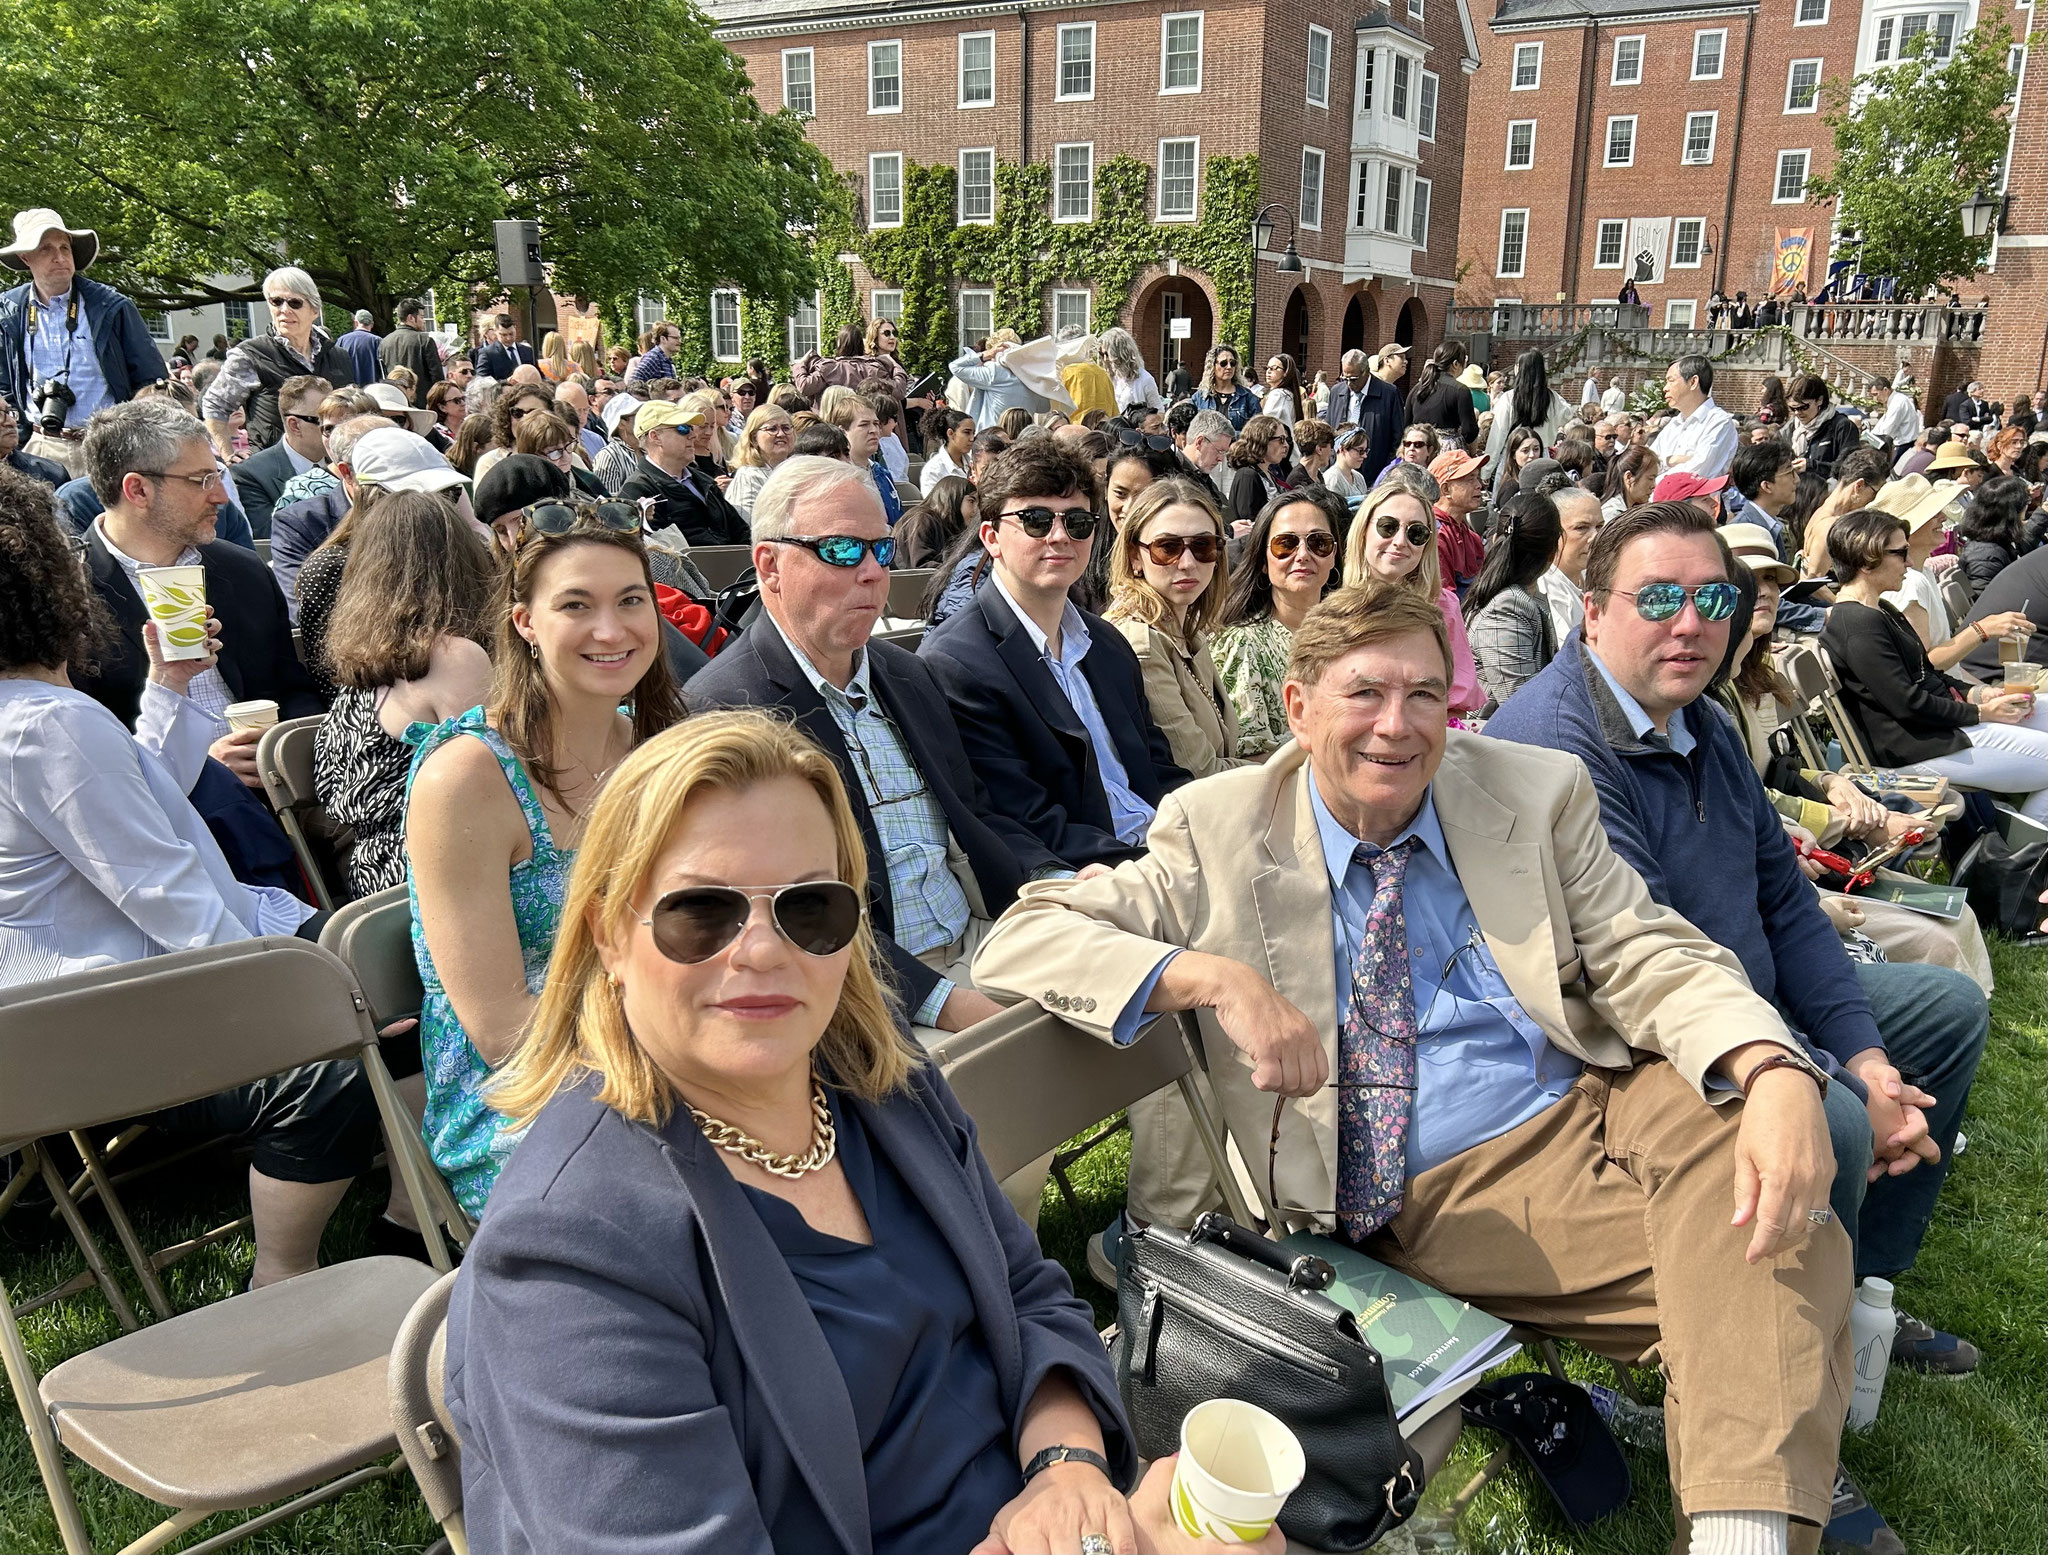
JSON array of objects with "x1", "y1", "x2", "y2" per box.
[
  {"x1": 1125, "y1": 1072, "x2": 1223, "y2": 1228},
  {"x1": 1363, "y1": 1059, "x2": 1851, "y2": 1533}
]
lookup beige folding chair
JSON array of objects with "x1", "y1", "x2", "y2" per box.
[
  {"x1": 1940, "y1": 570, "x2": 1974, "y2": 633},
  {"x1": 256, "y1": 715, "x2": 344, "y2": 910},
  {"x1": 686, "y1": 545, "x2": 756, "y2": 592},
  {"x1": 874, "y1": 626, "x2": 925, "y2": 651},
  {"x1": 0, "y1": 937, "x2": 443, "y2": 1555},
  {"x1": 320, "y1": 887, "x2": 473, "y2": 1268},
  {"x1": 885, "y1": 567, "x2": 935, "y2": 621},
  {"x1": 389, "y1": 1272, "x2": 466, "y2": 1555}
]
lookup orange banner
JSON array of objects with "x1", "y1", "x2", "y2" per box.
[{"x1": 1770, "y1": 229, "x2": 1812, "y2": 297}]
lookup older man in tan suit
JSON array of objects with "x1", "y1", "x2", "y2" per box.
[{"x1": 975, "y1": 584, "x2": 1852, "y2": 1555}]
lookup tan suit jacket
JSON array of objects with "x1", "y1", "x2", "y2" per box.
[
  {"x1": 972, "y1": 732, "x2": 1798, "y2": 1228},
  {"x1": 1109, "y1": 617, "x2": 1245, "y2": 779}
]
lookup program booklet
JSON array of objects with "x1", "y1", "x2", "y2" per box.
[{"x1": 1281, "y1": 1232, "x2": 1521, "y2": 1429}]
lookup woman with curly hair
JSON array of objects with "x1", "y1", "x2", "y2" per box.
[
  {"x1": 1098, "y1": 326, "x2": 1160, "y2": 414},
  {"x1": 472, "y1": 379, "x2": 557, "y2": 483},
  {"x1": 1222, "y1": 414, "x2": 1293, "y2": 531}
]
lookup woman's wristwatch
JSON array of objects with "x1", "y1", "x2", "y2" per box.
[{"x1": 1023, "y1": 1445, "x2": 1113, "y2": 1484}]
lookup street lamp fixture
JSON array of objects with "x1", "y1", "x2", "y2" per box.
[
  {"x1": 1251, "y1": 203, "x2": 1305, "y2": 274},
  {"x1": 1960, "y1": 186, "x2": 2002, "y2": 240}
]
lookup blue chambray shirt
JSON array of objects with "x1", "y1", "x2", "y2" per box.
[
  {"x1": 777, "y1": 622, "x2": 972, "y2": 1027},
  {"x1": 26, "y1": 290, "x2": 111, "y2": 428},
  {"x1": 989, "y1": 573, "x2": 1154, "y2": 848},
  {"x1": 1586, "y1": 648, "x2": 1695, "y2": 756},
  {"x1": 1308, "y1": 778, "x2": 1579, "y2": 1179}
]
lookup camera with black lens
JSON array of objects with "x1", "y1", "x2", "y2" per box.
[{"x1": 31, "y1": 379, "x2": 76, "y2": 437}]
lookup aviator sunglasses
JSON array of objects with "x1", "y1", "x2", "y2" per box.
[
  {"x1": 518, "y1": 499, "x2": 643, "y2": 537},
  {"x1": 1268, "y1": 530, "x2": 1337, "y2": 560},
  {"x1": 998, "y1": 505, "x2": 1099, "y2": 540},
  {"x1": 1614, "y1": 582, "x2": 1741, "y2": 623},
  {"x1": 1134, "y1": 532, "x2": 1221, "y2": 565},
  {"x1": 639, "y1": 882, "x2": 864, "y2": 964},
  {"x1": 1373, "y1": 514, "x2": 1435, "y2": 548}
]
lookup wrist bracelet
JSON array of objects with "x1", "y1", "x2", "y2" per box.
[
  {"x1": 1741, "y1": 1052, "x2": 1827, "y2": 1101},
  {"x1": 1023, "y1": 1445, "x2": 1113, "y2": 1485}
]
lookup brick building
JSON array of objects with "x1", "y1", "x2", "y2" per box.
[
  {"x1": 1455, "y1": 0, "x2": 2045, "y2": 397},
  {"x1": 703, "y1": 0, "x2": 1483, "y2": 381}
]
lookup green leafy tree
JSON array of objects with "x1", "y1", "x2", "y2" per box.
[
  {"x1": 0, "y1": 0, "x2": 830, "y2": 326},
  {"x1": 1804, "y1": 20, "x2": 2018, "y2": 294}
]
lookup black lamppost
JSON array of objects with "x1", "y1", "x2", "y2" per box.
[
  {"x1": 1960, "y1": 185, "x2": 2005, "y2": 240},
  {"x1": 1247, "y1": 202, "x2": 1304, "y2": 361}
]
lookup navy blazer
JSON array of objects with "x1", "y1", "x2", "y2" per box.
[
  {"x1": 1, "y1": 276, "x2": 167, "y2": 424},
  {"x1": 229, "y1": 438, "x2": 301, "y2": 540},
  {"x1": 448, "y1": 1065, "x2": 1133, "y2": 1555},
  {"x1": 73, "y1": 524, "x2": 325, "y2": 731},
  {"x1": 918, "y1": 585, "x2": 1190, "y2": 870},
  {"x1": 685, "y1": 619, "x2": 1064, "y2": 1013}
]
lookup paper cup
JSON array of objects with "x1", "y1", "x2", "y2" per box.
[
  {"x1": 1171, "y1": 1399, "x2": 1305, "y2": 1545},
  {"x1": 225, "y1": 699, "x2": 280, "y2": 732},
  {"x1": 137, "y1": 565, "x2": 210, "y2": 661}
]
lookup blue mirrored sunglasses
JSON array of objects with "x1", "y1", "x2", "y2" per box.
[
  {"x1": 1616, "y1": 581, "x2": 1741, "y2": 623},
  {"x1": 765, "y1": 534, "x2": 896, "y2": 568}
]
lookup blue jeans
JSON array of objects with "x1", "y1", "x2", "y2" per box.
[{"x1": 1821, "y1": 962, "x2": 1988, "y2": 1280}]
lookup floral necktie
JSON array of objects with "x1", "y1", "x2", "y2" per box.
[{"x1": 1336, "y1": 837, "x2": 1421, "y2": 1243}]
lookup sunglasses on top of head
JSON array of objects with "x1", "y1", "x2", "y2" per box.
[
  {"x1": 517, "y1": 499, "x2": 643, "y2": 537},
  {"x1": 1614, "y1": 581, "x2": 1741, "y2": 622},
  {"x1": 639, "y1": 881, "x2": 864, "y2": 965},
  {"x1": 1116, "y1": 427, "x2": 1175, "y2": 452},
  {"x1": 998, "y1": 505, "x2": 1098, "y2": 540},
  {"x1": 1268, "y1": 529, "x2": 1337, "y2": 560},
  {"x1": 1134, "y1": 533, "x2": 1221, "y2": 565},
  {"x1": 1373, "y1": 515, "x2": 1434, "y2": 547}
]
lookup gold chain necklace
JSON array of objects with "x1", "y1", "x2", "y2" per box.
[{"x1": 686, "y1": 1079, "x2": 838, "y2": 1179}]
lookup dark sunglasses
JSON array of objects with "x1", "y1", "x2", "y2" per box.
[
  {"x1": 1135, "y1": 533, "x2": 1221, "y2": 565},
  {"x1": 1883, "y1": 544, "x2": 1911, "y2": 561},
  {"x1": 1616, "y1": 581, "x2": 1741, "y2": 622},
  {"x1": 1269, "y1": 530, "x2": 1337, "y2": 560},
  {"x1": 1116, "y1": 428, "x2": 1174, "y2": 451},
  {"x1": 765, "y1": 534, "x2": 896, "y2": 568},
  {"x1": 518, "y1": 499, "x2": 643, "y2": 537},
  {"x1": 266, "y1": 296, "x2": 309, "y2": 310},
  {"x1": 1373, "y1": 515, "x2": 1434, "y2": 547},
  {"x1": 1399, "y1": 439, "x2": 1431, "y2": 451},
  {"x1": 999, "y1": 505, "x2": 1099, "y2": 539},
  {"x1": 641, "y1": 882, "x2": 863, "y2": 965}
]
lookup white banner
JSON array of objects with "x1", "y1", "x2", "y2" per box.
[{"x1": 1627, "y1": 218, "x2": 1671, "y2": 287}]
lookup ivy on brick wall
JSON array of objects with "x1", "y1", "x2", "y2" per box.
[{"x1": 613, "y1": 151, "x2": 1260, "y2": 381}]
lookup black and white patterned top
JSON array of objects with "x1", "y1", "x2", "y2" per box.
[{"x1": 313, "y1": 684, "x2": 416, "y2": 898}]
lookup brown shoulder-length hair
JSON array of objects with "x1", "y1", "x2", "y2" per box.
[
  {"x1": 1228, "y1": 415, "x2": 1288, "y2": 469},
  {"x1": 1107, "y1": 477, "x2": 1230, "y2": 641},
  {"x1": 490, "y1": 382, "x2": 556, "y2": 450},
  {"x1": 489, "y1": 711, "x2": 919, "y2": 1129},
  {"x1": 324, "y1": 491, "x2": 499, "y2": 688},
  {"x1": 489, "y1": 526, "x2": 685, "y2": 808}
]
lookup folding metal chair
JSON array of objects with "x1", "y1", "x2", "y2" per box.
[
  {"x1": 0, "y1": 937, "x2": 443, "y2": 1555},
  {"x1": 685, "y1": 545, "x2": 756, "y2": 592},
  {"x1": 320, "y1": 886, "x2": 473, "y2": 1268},
  {"x1": 256, "y1": 715, "x2": 346, "y2": 910},
  {"x1": 389, "y1": 1271, "x2": 467, "y2": 1555},
  {"x1": 1940, "y1": 570, "x2": 1974, "y2": 633},
  {"x1": 885, "y1": 567, "x2": 935, "y2": 622}
]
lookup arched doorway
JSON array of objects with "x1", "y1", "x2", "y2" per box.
[
  {"x1": 1395, "y1": 296, "x2": 1427, "y2": 349},
  {"x1": 1282, "y1": 289, "x2": 1310, "y2": 375},
  {"x1": 1130, "y1": 271, "x2": 1216, "y2": 382},
  {"x1": 1342, "y1": 294, "x2": 1366, "y2": 358}
]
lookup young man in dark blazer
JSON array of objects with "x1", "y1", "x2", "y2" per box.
[
  {"x1": 227, "y1": 373, "x2": 332, "y2": 539},
  {"x1": 684, "y1": 455, "x2": 1068, "y2": 1043},
  {"x1": 919, "y1": 439, "x2": 1190, "y2": 871}
]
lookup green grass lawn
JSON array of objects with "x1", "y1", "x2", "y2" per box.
[{"x1": 5, "y1": 940, "x2": 2043, "y2": 1554}]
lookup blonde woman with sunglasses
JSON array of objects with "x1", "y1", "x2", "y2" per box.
[
  {"x1": 1106, "y1": 477, "x2": 1246, "y2": 779},
  {"x1": 1342, "y1": 484, "x2": 1487, "y2": 716},
  {"x1": 1212, "y1": 487, "x2": 1347, "y2": 757}
]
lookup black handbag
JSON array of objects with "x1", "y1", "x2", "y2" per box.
[{"x1": 1115, "y1": 1213, "x2": 1425, "y2": 1552}]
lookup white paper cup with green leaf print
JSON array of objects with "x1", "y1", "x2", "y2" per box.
[
  {"x1": 1171, "y1": 1399, "x2": 1305, "y2": 1545},
  {"x1": 136, "y1": 565, "x2": 211, "y2": 662}
]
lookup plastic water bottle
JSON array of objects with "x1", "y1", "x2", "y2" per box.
[
  {"x1": 1584, "y1": 1383, "x2": 1667, "y2": 1452},
  {"x1": 1847, "y1": 1277, "x2": 1898, "y2": 1430}
]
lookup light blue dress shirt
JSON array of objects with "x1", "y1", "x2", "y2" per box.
[
  {"x1": 26, "y1": 289, "x2": 111, "y2": 427},
  {"x1": 1585, "y1": 648, "x2": 1694, "y2": 756},
  {"x1": 989, "y1": 574, "x2": 1155, "y2": 847},
  {"x1": 1306, "y1": 779, "x2": 1578, "y2": 1178}
]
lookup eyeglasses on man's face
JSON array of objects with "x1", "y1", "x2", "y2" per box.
[
  {"x1": 1615, "y1": 581, "x2": 1740, "y2": 623},
  {"x1": 998, "y1": 505, "x2": 1098, "y2": 540}
]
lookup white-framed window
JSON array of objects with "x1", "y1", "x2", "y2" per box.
[
  {"x1": 1506, "y1": 119, "x2": 1536, "y2": 169},
  {"x1": 1161, "y1": 13, "x2": 1203, "y2": 93},
  {"x1": 1683, "y1": 111, "x2": 1718, "y2": 165},
  {"x1": 1513, "y1": 41, "x2": 1542, "y2": 89},
  {"x1": 1796, "y1": 0, "x2": 1829, "y2": 24},
  {"x1": 1932, "y1": 13, "x2": 1957, "y2": 57},
  {"x1": 1056, "y1": 22, "x2": 1095, "y2": 99},
  {"x1": 1786, "y1": 58, "x2": 1822, "y2": 111},
  {"x1": 1353, "y1": 160, "x2": 1373, "y2": 229},
  {"x1": 143, "y1": 309, "x2": 170, "y2": 342},
  {"x1": 868, "y1": 40, "x2": 902, "y2": 112},
  {"x1": 1775, "y1": 149, "x2": 1810, "y2": 203},
  {"x1": 781, "y1": 48, "x2": 815, "y2": 116},
  {"x1": 1612, "y1": 34, "x2": 1644, "y2": 84},
  {"x1": 1418, "y1": 70, "x2": 1438, "y2": 139},
  {"x1": 1898, "y1": 14, "x2": 1927, "y2": 54},
  {"x1": 1391, "y1": 55, "x2": 1411, "y2": 118},
  {"x1": 1158, "y1": 136, "x2": 1200, "y2": 220},
  {"x1": 1666, "y1": 299, "x2": 1697, "y2": 328},
  {"x1": 1299, "y1": 146, "x2": 1325, "y2": 230},
  {"x1": 1306, "y1": 24, "x2": 1331, "y2": 107},
  {"x1": 1410, "y1": 176, "x2": 1431, "y2": 248},
  {"x1": 1360, "y1": 48, "x2": 1375, "y2": 112},
  {"x1": 959, "y1": 31, "x2": 995, "y2": 107},
  {"x1": 1594, "y1": 219, "x2": 1627, "y2": 268},
  {"x1": 958, "y1": 147, "x2": 995, "y2": 223},
  {"x1": 1497, "y1": 208, "x2": 1529, "y2": 277},
  {"x1": 1671, "y1": 218, "x2": 1705, "y2": 268},
  {"x1": 1383, "y1": 165, "x2": 1405, "y2": 235},
  {"x1": 1872, "y1": 18, "x2": 1895, "y2": 60},
  {"x1": 1052, "y1": 288, "x2": 1092, "y2": 338},
  {"x1": 957, "y1": 288, "x2": 995, "y2": 352},
  {"x1": 868, "y1": 152, "x2": 903, "y2": 227},
  {"x1": 787, "y1": 293, "x2": 821, "y2": 360},
  {"x1": 635, "y1": 295, "x2": 665, "y2": 337},
  {"x1": 709, "y1": 289, "x2": 742, "y2": 361},
  {"x1": 1605, "y1": 115, "x2": 1637, "y2": 167},
  {"x1": 1054, "y1": 141, "x2": 1094, "y2": 222},
  {"x1": 870, "y1": 290, "x2": 904, "y2": 325},
  {"x1": 1692, "y1": 28, "x2": 1726, "y2": 79},
  {"x1": 1409, "y1": 0, "x2": 1424, "y2": 18},
  {"x1": 220, "y1": 300, "x2": 254, "y2": 340}
]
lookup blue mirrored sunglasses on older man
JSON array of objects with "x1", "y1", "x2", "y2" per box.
[
  {"x1": 764, "y1": 534, "x2": 896, "y2": 568},
  {"x1": 1615, "y1": 581, "x2": 1741, "y2": 623}
]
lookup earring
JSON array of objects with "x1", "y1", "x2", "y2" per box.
[
  {"x1": 527, "y1": 639, "x2": 540, "y2": 661},
  {"x1": 606, "y1": 972, "x2": 622, "y2": 994}
]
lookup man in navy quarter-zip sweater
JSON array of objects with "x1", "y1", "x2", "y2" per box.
[{"x1": 1486, "y1": 503, "x2": 1987, "y2": 1376}]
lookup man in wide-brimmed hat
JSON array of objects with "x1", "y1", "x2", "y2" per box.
[{"x1": 0, "y1": 209, "x2": 166, "y2": 472}]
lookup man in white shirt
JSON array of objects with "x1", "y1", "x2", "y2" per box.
[
  {"x1": 1601, "y1": 377, "x2": 1629, "y2": 415},
  {"x1": 1581, "y1": 371, "x2": 1602, "y2": 408},
  {"x1": 1868, "y1": 377, "x2": 1923, "y2": 453},
  {"x1": 1651, "y1": 353, "x2": 1739, "y2": 480}
]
